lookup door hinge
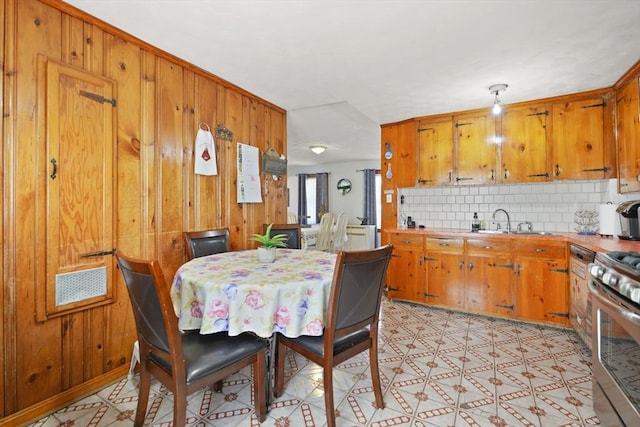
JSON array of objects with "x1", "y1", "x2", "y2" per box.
[
  {"x1": 423, "y1": 292, "x2": 439, "y2": 298},
  {"x1": 581, "y1": 166, "x2": 610, "y2": 173},
  {"x1": 422, "y1": 256, "x2": 438, "y2": 261},
  {"x1": 495, "y1": 303, "x2": 514, "y2": 310},
  {"x1": 417, "y1": 127, "x2": 434, "y2": 133},
  {"x1": 527, "y1": 172, "x2": 550, "y2": 178},
  {"x1": 548, "y1": 268, "x2": 569, "y2": 274},
  {"x1": 581, "y1": 101, "x2": 606, "y2": 109},
  {"x1": 491, "y1": 263, "x2": 514, "y2": 269},
  {"x1": 455, "y1": 122, "x2": 472, "y2": 128},
  {"x1": 80, "y1": 248, "x2": 116, "y2": 258},
  {"x1": 386, "y1": 286, "x2": 401, "y2": 292},
  {"x1": 79, "y1": 90, "x2": 117, "y2": 107},
  {"x1": 547, "y1": 311, "x2": 570, "y2": 318},
  {"x1": 527, "y1": 111, "x2": 549, "y2": 116}
]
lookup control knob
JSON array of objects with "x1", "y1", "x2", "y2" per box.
[
  {"x1": 589, "y1": 264, "x2": 604, "y2": 278},
  {"x1": 602, "y1": 272, "x2": 619, "y2": 288}
]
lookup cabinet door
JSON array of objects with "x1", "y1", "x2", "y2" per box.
[
  {"x1": 552, "y1": 96, "x2": 611, "y2": 180},
  {"x1": 42, "y1": 60, "x2": 116, "y2": 319},
  {"x1": 465, "y1": 239, "x2": 513, "y2": 317},
  {"x1": 500, "y1": 104, "x2": 550, "y2": 183},
  {"x1": 454, "y1": 111, "x2": 497, "y2": 185},
  {"x1": 417, "y1": 117, "x2": 454, "y2": 186},
  {"x1": 424, "y1": 237, "x2": 464, "y2": 308},
  {"x1": 514, "y1": 241, "x2": 569, "y2": 326},
  {"x1": 386, "y1": 247, "x2": 424, "y2": 302},
  {"x1": 616, "y1": 78, "x2": 640, "y2": 193}
]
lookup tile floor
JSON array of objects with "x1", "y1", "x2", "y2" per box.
[{"x1": 29, "y1": 299, "x2": 599, "y2": 426}]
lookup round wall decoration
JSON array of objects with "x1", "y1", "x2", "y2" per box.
[{"x1": 337, "y1": 178, "x2": 352, "y2": 195}]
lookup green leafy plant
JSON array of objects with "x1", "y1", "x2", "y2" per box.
[{"x1": 252, "y1": 224, "x2": 288, "y2": 249}]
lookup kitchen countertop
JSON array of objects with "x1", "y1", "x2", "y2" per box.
[{"x1": 384, "y1": 227, "x2": 640, "y2": 254}]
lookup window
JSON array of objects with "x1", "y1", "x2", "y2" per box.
[{"x1": 305, "y1": 175, "x2": 317, "y2": 225}]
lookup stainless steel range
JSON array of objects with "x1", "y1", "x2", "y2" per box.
[{"x1": 588, "y1": 251, "x2": 640, "y2": 426}]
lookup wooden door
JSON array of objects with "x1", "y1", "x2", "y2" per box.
[
  {"x1": 424, "y1": 237, "x2": 464, "y2": 308},
  {"x1": 500, "y1": 104, "x2": 550, "y2": 182},
  {"x1": 552, "y1": 97, "x2": 609, "y2": 179},
  {"x1": 386, "y1": 232, "x2": 424, "y2": 302},
  {"x1": 454, "y1": 111, "x2": 497, "y2": 185},
  {"x1": 513, "y1": 241, "x2": 569, "y2": 326},
  {"x1": 417, "y1": 117, "x2": 454, "y2": 186},
  {"x1": 616, "y1": 78, "x2": 640, "y2": 193},
  {"x1": 42, "y1": 60, "x2": 116, "y2": 319},
  {"x1": 465, "y1": 239, "x2": 514, "y2": 317}
]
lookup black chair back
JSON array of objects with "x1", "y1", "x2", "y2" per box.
[
  {"x1": 184, "y1": 228, "x2": 230, "y2": 259},
  {"x1": 263, "y1": 223, "x2": 301, "y2": 249}
]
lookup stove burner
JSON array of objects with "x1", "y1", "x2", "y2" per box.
[{"x1": 608, "y1": 251, "x2": 640, "y2": 270}]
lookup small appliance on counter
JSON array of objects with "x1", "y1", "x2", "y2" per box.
[{"x1": 616, "y1": 200, "x2": 640, "y2": 240}]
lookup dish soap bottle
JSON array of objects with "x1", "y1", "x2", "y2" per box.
[{"x1": 471, "y1": 212, "x2": 480, "y2": 232}]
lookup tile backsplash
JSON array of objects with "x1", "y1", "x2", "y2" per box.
[{"x1": 398, "y1": 179, "x2": 640, "y2": 233}]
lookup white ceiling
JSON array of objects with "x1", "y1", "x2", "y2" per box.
[{"x1": 64, "y1": 0, "x2": 640, "y2": 166}]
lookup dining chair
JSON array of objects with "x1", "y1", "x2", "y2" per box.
[
  {"x1": 183, "y1": 228, "x2": 230, "y2": 260},
  {"x1": 312, "y1": 212, "x2": 335, "y2": 251},
  {"x1": 115, "y1": 250, "x2": 267, "y2": 426},
  {"x1": 274, "y1": 244, "x2": 394, "y2": 427},
  {"x1": 331, "y1": 212, "x2": 349, "y2": 253},
  {"x1": 263, "y1": 223, "x2": 301, "y2": 249}
]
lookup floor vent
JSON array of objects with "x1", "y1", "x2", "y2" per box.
[{"x1": 55, "y1": 267, "x2": 107, "y2": 306}]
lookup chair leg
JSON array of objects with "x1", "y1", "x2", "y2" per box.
[
  {"x1": 134, "y1": 367, "x2": 151, "y2": 426},
  {"x1": 254, "y1": 350, "x2": 267, "y2": 422},
  {"x1": 213, "y1": 379, "x2": 223, "y2": 392},
  {"x1": 370, "y1": 343, "x2": 385, "y2": 409},
  {"x1": 323, "y1": 367, "x2": 337, "y2": 427},
  {"x1": 173, "y1": 390, "x2": 187, "y2": 427},
  {"x1": 274, "y1": 340, "x2": 285, "y2": 397}
]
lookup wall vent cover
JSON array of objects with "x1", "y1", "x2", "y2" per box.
[{"x1": 55, "y1": 266, "x2": 107, "y2": 306}]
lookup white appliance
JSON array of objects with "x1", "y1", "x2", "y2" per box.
[{"x1": 344, "y1": 225, "x2": 376, "y2": 251}]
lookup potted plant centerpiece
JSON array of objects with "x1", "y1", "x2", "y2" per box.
[{"x1": 252, "y1": 223, "x2": 288, "y2": 263}]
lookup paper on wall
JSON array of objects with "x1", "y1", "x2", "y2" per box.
[
  {"x1": 194, "y1": 124, "x2": 218, "y2": 176},
  {"x1": 237, "y1": 143, "x2": 262, "y2": 203}
]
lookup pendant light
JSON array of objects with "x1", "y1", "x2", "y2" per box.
[
  {"x1": 489, "y1": 84, "x2": 508, "y2": 115},
  {"x1": 310, "y1": 144, "x2": 327, "y2": 155}
]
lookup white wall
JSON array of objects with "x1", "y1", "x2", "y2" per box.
[
  {"x1": 288, "y1": 160, "x2": 378, "y2": 225},
  {"x1": 398, "y1": 179, "x2": 640, "y2": 233}
]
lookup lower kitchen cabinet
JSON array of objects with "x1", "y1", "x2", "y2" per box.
[
  {"x1": 386, "y1": 232, "x2": 424, "y2": 302},
  {"x1": 465, "y1": 238, "x2": 514, "y2": 317},
  {"x1": 513, "y1": 240, "x2": 570, "y2": 326},
  {"x1": 384, "y1": 231, "x2": 570, "y2": 327},
  {"x1": 424, "y1": 237, "x2": 465, "y2": 308}
]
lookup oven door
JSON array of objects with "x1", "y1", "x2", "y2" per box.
[{"x1": 589, "y1": 278, "x2": 640, "y2": 426}]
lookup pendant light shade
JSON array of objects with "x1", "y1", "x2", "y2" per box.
[{"x1": 310, "y1": 144, "x2": 326, "y2": 154}]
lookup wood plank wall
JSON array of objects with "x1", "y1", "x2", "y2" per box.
[{"x1": 1, "y1": 0, "x2": 288, "y2": 422}]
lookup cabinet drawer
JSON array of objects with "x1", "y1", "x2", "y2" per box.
[
  {"x1": 466, "y1": 238, "x2": 512, "y2": 254},
  {"x1": 389, "y1": 233, "x2": 424, "y2": 248},
  {"x1": 514, "y1": 240, "x2": 566, "y2": 258},
  {"x1": 426, "y1": 237, "x2": 464, "y2": 252}
]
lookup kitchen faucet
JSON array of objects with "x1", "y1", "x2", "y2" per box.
[{"x1": 492, "y1": 208, "x2": 511, "y2": 233}]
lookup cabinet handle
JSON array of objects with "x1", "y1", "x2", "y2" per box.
[
  {"x1": 439, "y1": 242, "x2": 450, "y2": 247},
  {"x1": 448, "y1": 171, "x2": 452, "y2": 183},
  {"x1": 50, "y1": 158, "x2": 57, "y2": 180},
  {"x1": 503, "y1": 168, "x2": 509, "y2": 180},
  {"x1": 533, "y1": 248, "x2": 546, "y2": 253},
  {"x1": 459, "y1": 259, "x2": 464, "y2": 270},
  {"x1": 468, "y1": 261, "x2": 474, "y2": 271},
  {"x1": 555, "y1": 164, "x2": 562, "y2": 176},
  {"x1": 490, "y1": 169, "x2": 495, "y2": 182},
  {"x1": 401, "y1": 240, "x2": 412, "y2": 244},
  {"x1": 484, "y1": 245, "x2": 493, "y2": 250},
  {"x1": 515, "y1": 264, "x2": 521, "y2": 276}
]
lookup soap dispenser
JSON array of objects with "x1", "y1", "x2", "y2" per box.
[{"x1": 472, "y1": 212, "x2": 480, "y2": 232}]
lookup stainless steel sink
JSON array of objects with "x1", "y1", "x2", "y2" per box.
[
  {"x1": 475, "y1": 230, "x2": 554, "y2": 236},
  {"x1": 509, "y1": 230, "x2": 555, "y2": 236}
]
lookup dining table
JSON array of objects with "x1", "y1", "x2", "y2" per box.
[{"x1": 170, "y1": 248, "x2": 337, "y2": 339}]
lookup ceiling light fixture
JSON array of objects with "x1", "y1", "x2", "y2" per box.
[
  {"x1": 310, "y1": 144, "x2": 326, "y2": 155},
  {"x1": 489, "y1": 84, "x2": 508, "y2": 115}
]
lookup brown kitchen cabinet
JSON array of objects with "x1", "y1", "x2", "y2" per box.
[
  {"x1": 424, "y1": 237, "x2": 465, "y2": 308},
  {"x1": 499, "y1": 103, "x2": 551, "y2": 183},
  {"x1": 551, "y1": 93, "x2": 616, "y2": 180},
  {"x1": 465, "y1": 238, "x2": 514, "y2": 317},
  {"x1": 615, "y1": 76, "x2": 640, "y2": 193},
  {"x1": 416, "y1": 115, "x2": 454, "y2": 186},
  {"x1": 386, "y1": 232, "x2": 424, "y2": 302},
  {"x1": 381, "y1": 121, "x2": 417, "y2": 231},
  {"x1": 513, "y1": 240, "x2": 570, "y2": 326},
  {"x1": 453, "y1": 110, "x2": 497, "y2": 185}
]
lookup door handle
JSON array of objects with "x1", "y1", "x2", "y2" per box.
[{"x1": 50, "y1": 158, "x2": 57, "y2": 180}]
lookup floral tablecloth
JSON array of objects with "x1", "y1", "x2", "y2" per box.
[{"x1": 170, "y1": 249, "x2": 337, "y2": 338}]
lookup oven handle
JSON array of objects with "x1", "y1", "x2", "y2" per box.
[{"x1": 588, "y1": 279, "x2": 640, "y2": 327}]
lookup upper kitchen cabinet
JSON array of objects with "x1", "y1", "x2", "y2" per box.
[
  {"x1": 551, "y1": 91, "x2": 616, "y2": 180},
  {"x1": 499, "y1": 103, "x2": 551, "y2": 183},
  {"x1": 453, "y1": 110, "x2": 497, "y2": 185},
  {"x1": 615, "y1": 75, "x2": 640, "y2": 193},
  {"x1": 416, "y1": 115, "x2": 454, "y2": 186}
]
